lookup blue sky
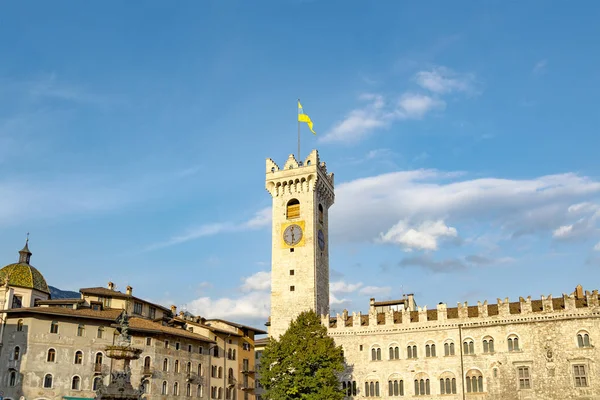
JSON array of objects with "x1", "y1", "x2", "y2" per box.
[{"x1": 1, "y1": 1, "x2": 599, "y2": 329}]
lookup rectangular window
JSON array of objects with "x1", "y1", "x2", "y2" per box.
[
  {"x1": 146, "y1": 337, "x2": 152, "y2": 346},
  {"x1": 518, "y1": 367, "x2": 531, "y2": 389},
  {"x1": 243, "y1": 359, "x2": 250, "y2": 371},
  {"x1": 133, "y1": 302, "x2": 143, "y2": 315},
  {"x1": 165, "y1": 340, "x2": 169, "y2": 349},
  {"x1": 176, "y1": 342, "x2": 181, "y2": 350},
  {"x1": 99, "y1": 296, "x2": 112, "y2": 308},
  {"x1": 290, "y1": 269, "x2": 295, "y2": 275},
  {"x1": 12, "y1": 295, "x2": 23, "y2": 309},
  {"x1": 290, "y1": 286, "x2": 295, "y2": 291},
  {"x1": 188, "y1": 344, "x2": 192, "y2": 352},
  {"x1": 149, "y1": 307, "x2": 156, "y2": 319},
  {"x1": 573, "y1": 365, "x2": 588, "y2": 387}
]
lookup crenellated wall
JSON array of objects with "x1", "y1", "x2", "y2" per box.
[{"x1": 322, "y1": 287, "x2": 600, "y2": 400}]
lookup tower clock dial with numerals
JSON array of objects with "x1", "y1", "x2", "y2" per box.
[{"x1": 283, "y1": 224, "x2": 303, "y2": 246}]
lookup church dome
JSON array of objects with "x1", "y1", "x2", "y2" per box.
[
  {"x1": 0, "y1": 238, "x2": 50, "y2": 294},
  {"x1": 0, "y1": 263, "x2": 50, "y2": 294}
]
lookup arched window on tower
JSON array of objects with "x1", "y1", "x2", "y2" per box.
[
  {"x1": 287, "y1": 199, "x2": 300, "y2": 219},
  {"x1": 318, "y1": 204, "x2": 324, "y2": 224}
]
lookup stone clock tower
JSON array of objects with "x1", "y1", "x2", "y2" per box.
[{"x1": 265, "y1": 149, "x2": 335, "y2": 338}]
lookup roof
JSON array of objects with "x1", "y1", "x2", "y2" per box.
[
  {"x1": 204, "y1": 318, "x2": 268, "y2": 335},
  {"x1": 5, "y1": 306, "x2": 215, "y2": 342},
  {"x1": 37, "y1": 298, "x2": 84, "y2": 305},
  {"x1": 373, "y1": 299, "x2": 408, "y2": 307},
  {"x1": 79, "y1": 287, "x2": 170, "y2": 312},
  {"x1": 255, "y1": 337, "x2": 269, "y2": 347},
  {"x1": 6, "y1": 306, "x2": 123, "y2": 320},
  {"x1": 0, "y1": 263, "x2": 50, "y2": 294},
  {"x1": 128, "y1": 317, "x2": 215, "y2": 343}
]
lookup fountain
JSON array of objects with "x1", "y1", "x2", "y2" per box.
[{"x1": 95, "y1": 310, "x2": 144, "y2": 399}]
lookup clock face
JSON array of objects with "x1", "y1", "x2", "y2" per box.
[
  {"x1": 283, "y1": 224, "x2": 303, "y2": 246},
  {"x1": 318, "y1": 229, "x2": 325, "y2": 250}
]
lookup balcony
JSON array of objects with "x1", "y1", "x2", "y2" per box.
[
  {"x1": 186, "y1": 373, "x2": 199, "y2": 383},
  {"x1": 141, "y1": 367, "x2": 154, "y2": 376},
  {"x1": 227, "y1": 377, "x2": 237, "y2": 387},
  {"x1": 242, "y1": 368, "x2": 255, "y2": 374},
  {"x1": 93, "y1": 363, "x2": 103, "y2": 374}
]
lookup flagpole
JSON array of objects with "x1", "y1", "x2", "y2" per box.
[{"x1": 297, "y1": 98, "x2": 301, "y2": 164}]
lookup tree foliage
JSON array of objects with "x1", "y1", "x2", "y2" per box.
[{"x1": 258, "y1": 310, "x2": 345, "y2": 399}]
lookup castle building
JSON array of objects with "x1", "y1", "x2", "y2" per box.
[
  {"x1": 262, "y1": 150, "x2": 600, "y2": 400},
  {"x1": 0, "y1": 241, "x2": 264, "y2": 400}
]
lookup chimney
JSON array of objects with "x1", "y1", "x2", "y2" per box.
[
  {"x1": 126, "y1": 286, "x2": 132, "y2": 296},
  {"x1": 107, "y1": 281, "x2": 114, "y2": 291},
  {"x1": 171, "y1": 305, "x2": 177, "y2": 315}
]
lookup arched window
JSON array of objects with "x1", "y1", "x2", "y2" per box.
[
  {"x1": 444, "y1": 341, "x2": 455, "y2": 356},
  {"x1": 218, "y1": 366, "x2": 223, "y2": 378},
  {"x1": 13, "y1": 346, "x2": 20, "y2": 361},
  {"x1": 287, "y1": 199, "x2": 300, "y2": 219},
  {"x1": 508, "y1": 335, "x2": 520, "y2": 352},
  {"x1": 187, "y1": 383, "x2": 191, "y2": 396},
  {"x1": 173, "y1": 382, "x2": 179, "y2": 396},
  {"x1": 577, "y1": 332, "x2": 591, "y2": 348},
  {"x1": 43, "y1": 373, "x2": 53, "y2": 388},
  {"x1": 389, "y1": 345, "x2": 400, "y2": 360},
  {"x1": 175, "y1": 359, "x2": 180, "y2": 373},
  {"x1": 72, "y1": 375, "x2": 81, "y2": 390},
  {"x1": 77, "y1": 324, "x2": 85, "y2": 336},
  {"x1": 218, "y1": 387, "x2": 222, "y2": 399},
  {"x1": 97, "y1": 326, "x2": 104, "y2": 338},
  {"x1": 95, "y1": 352, "x2": 103, "y2": 365},
  {"x1": 426, "y1": 343, "x2": 436, "y2": 357},
  {"x1": 466, "y1": 370, "x2": 483, "y2": 393},
  {"x1": 74, "y1": 350, "x2": 83, "y2": 364},
  {"x1": 387, "y1": 378, "x2": 404, "y2": 396},
  {"x1": 318, "y1": 204, "x2": 324, "y2": 224},
  {"x1": 232, "y1": 349, "x2": 236, "y2": 360},
  {"x1": 371, "y1": 346, "x2": 381, "y2": 361},
  {"x1": 47, "y1": 348, "x2": 56, "y2": 362},
  {"x1": 407, "y1": 344, "x2": 417, "y2": 359},
  {"x1": 439, "y1": 373, "x2": 457, "y2": 394},
  {"x1": 141, "y1": 379, "x2": 150, "y2": 394},
  {"x1": 198, "y1": 363, "x2": 202, "y2": 376},
  {"x1": 50, "y1": 320, "x2": 59, "y2": 334},
  {"x1": 93, "y1": 376, "x2": 103, "y2": 391},
  {"x1": 463, "y1": 339, "x2": 475, "y2": 355},
  {"x1": 163, "y1": 358, "x2": 169, "y2": 371},
  {"x1": 483, "y1": 337, "x2": 494, "y2": 353},
  {"x1": 197, "y1": 384, "x2": 203, "y2": 397},
  {"x1": 9, "y1": 369, "x2": 17, "y2": 386},
  {"x1": 162, "y1": 381, "x2": 168, "y2": 395},
  {"x1": 16, "y1": 319, "x2": 23, "y2": 332},
  {"x1": 364, "y1": 380, "x2": 380, "y2": 397},
  {"x1": 414, "y1": 377, "x2": 431, "y2": 395},
  {"x1": 228, "y1": 348, "x2": 232, "y2": 359}
]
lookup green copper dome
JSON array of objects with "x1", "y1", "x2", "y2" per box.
[
  {"x1": 0, "y1": 263, "x2": 50, "y2": 294},
  {"x1": 0, "y1": 238, "x2": 50, "y2": 295}
]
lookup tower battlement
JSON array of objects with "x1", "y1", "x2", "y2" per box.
[{"x1": 322, "y1": 286, "x2": 600, "y2": 332}]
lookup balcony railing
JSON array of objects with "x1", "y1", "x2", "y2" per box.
[
  {"x1": 93, "y1": 363, "x2": 103, "y2": 373},
  {"x1": 141, "y1": 367, "x2": 154, "y2": 376}
]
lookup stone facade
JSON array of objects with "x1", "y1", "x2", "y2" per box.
[
  {"x1": 265, "y1": 149, "x2": 600, "y2": 400},
  {"x1": 265, "y1": 150, "x2": 334, "y2": 339},
  {"x1": 0, "y1": 243, "x2": 264, "y2": 400}
]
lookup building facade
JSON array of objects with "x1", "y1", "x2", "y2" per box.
[
  {"x1": 0, "y1": 242, "x2": 263, "y2": 400},
  {"x1": 265, "y1": 150, "x2": 600, "y2": 400}
]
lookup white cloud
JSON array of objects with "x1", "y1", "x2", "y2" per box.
[
  {"x1": 594, "y1": 242, "x2": 600, "y2": 251},
  {"x1": 330, "y1": 281, "x2": 363, "y2": 293},
  {"x1": 146, "y1": 207, "x2": 271, "y2": 250},
  {"x1": 241, "y1": 271, "x2": 271, "y2": 292},
  {"x1": 188, "y1": 291, "x2": 271, "y2": 321},
  {"x1": 533, "y1": 59, "x2": 548, "y2": 75},
  {"x1": 320, "y1": 66, "x2": 474, "y2": 144},
  {"x1": 414, "y1": 66, "x2": 477, "y2": 94},
  {"x1": 330, "y1": 170, "x2": 600, "y2": 245},
  {"x1": 380, "y1": 219, "x2": 458, "y2": 251},
  {"x1": 397, "y1": 93, "x2": 445, "y2": 119},
  {"x1": 359, "y1": 285, "x2": 391, "y2": 296}
]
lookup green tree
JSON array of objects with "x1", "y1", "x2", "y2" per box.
[{"x1": 258, "y1": 310, "x2": 346, "y2": 399}]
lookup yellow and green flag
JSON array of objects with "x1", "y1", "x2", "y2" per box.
[{"x1": 298, "y1": 100, "x2": 316, "y2": 134}]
